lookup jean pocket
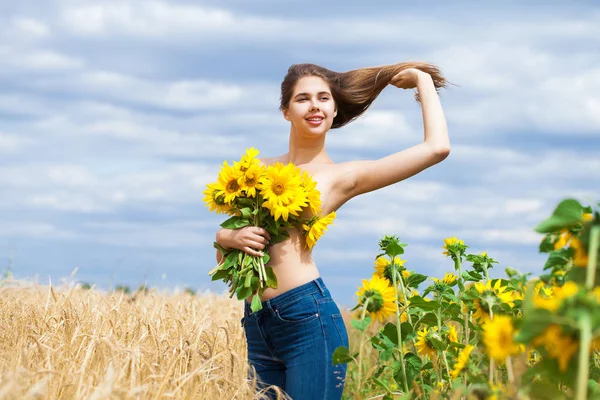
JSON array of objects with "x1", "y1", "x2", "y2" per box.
[
  {"x1": 273, "y1": 295, "x2": 319, "y2": 324},
  {"x1": 332, "y1": 314, "x2": 349, "y2": 347}
]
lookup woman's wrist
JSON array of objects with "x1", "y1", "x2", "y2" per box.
[
  {"x1": 415, "y1": 71, "x2": 434, "y2": 91},
  {"x1": 216, "y1": 228, "x2": 233, "y2": 250}
]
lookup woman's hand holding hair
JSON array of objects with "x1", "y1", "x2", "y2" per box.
[
  {"x1": 389, "y1": 68, "x2": 429, "y2": 90},
  {"x1": 216, "y1": 227, "x2": 271, "y2": 257}
]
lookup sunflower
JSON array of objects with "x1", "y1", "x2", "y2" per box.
[
  {"x1": 534, "y1": 281, "x2": 579, "y2": 312},
  {"x1": 373, "y1": 256, "x2": 409, "y2": 285},
  {"x1": 203, "y1": 182, "x2": 232, "y2": 215},
  {"x1": 300, "y1": 170, "x2": 322, "y2": 214},
  {"x1": 570, "y1": 236, "x2": 589, "y2": 267},
  {"x1": 215, "y1": 161, "x2": 245, "y2": 204},
  {"x1": 355, "y1": 274, "x2": 397, "y2": 323},
  {"x1": 415, "y1": 327, "x2": 439, "y2": 360},
  {"x1": 483, "y1": 315, "x2": 520, "y2": 363},
  {"x1": 472, "y1": 279, "x2": 515, "y2": 322},
  {"x1": 258, "y1": 162, "x2": 302, "y2": 206},
  {"x1": 450, "y1": 344, "x2": 474, "y2": 379},
  {"x1": 234, "y1": 147, "x2": 260, "y2": 172},
  {"x1": 432, "y1": 272, "x2": 458, "y2": 285},
  {"x1": 442, "y1": 236, "x2": 465, "y2": 256},
  {"x1": 446, "y1": 324, "x2": 459, "y2": 343},
  {"x1": 534, "y1": 324, "x2": 579, "y2": 372},
  {"x1": 263, "y1": 190, "x2": 307, "y2": 221},
  {"x1": 553, "y1": 228, "x2": 590, "y2": 268},
  {"x1": 237, "y1": 162, "x2": 264, "y2": 198},
  {"x1": 302, "y1": 211, "x2": 336, "y2": 250}
]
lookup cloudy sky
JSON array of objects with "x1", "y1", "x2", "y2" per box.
[{"x1": 1, "y1": 0, "x2": 599, "y2": 308}]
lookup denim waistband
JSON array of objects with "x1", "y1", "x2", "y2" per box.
[{"x1": 244, "y1": 277, "x2": 330, "y2": 316}]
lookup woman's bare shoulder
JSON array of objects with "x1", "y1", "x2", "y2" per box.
[{"x1": 257, "y1": 155, "x2": 286, "y2": 167}]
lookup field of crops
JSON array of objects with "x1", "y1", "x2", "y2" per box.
[{"x1": 1, "y1": 198, "x2": 599, "y2": 399}]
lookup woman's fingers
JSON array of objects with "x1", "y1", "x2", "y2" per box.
[
  {"x1": 243, "y1": 246, "x2": 264, "y2": 257},
  {"x1": 252, "y1": 226, "x2": 271, "y2": 240}
]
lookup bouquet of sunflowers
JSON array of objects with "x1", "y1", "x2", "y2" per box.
[{"x1": 204, "y1": 147, "x2": 336, "y2": 311}]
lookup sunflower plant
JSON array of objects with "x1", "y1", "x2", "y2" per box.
[
  {"x1": 331, "y1": 197, "x2": 600, "y2": 400},
  {"x1": 204, "y1": 147, "x2": 336, "y2": 312}
]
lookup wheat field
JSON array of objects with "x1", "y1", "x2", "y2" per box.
[{"x1": 0, "y1": 281, "x2": 364, "y2": 400}]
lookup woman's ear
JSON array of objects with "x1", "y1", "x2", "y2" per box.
[{"x1": 282, "y1": 109, "x2": 290, "y2": 121}]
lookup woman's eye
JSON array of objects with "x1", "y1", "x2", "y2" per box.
[{"x1": 320, "y1": 97, "x2": 329, "y2": 101}]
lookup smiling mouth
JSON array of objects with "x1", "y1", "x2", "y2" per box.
[{"x1": 306, "y1": 117, "x2": 324, "y2": 125}]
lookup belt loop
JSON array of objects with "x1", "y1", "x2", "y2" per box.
[{"x1": 315, "y1": 278, "x2": 326, "y2": 296}]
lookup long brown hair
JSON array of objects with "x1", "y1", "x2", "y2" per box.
[{"x1": 279, "y1": 62, "x2": 450, "y2": 129}]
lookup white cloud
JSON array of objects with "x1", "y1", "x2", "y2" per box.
[
  {"x1": 0, "y1": 222, "x2": 76, "y2": 239},
  {"x1": 4, "y1": 49, "x2": 84, "y2": 71},
  {"x1": 327, "y1": 110, "x2": 417, "y2": 149},
  {"x1": 0, "y1": 132, "x2": 36, "y2": 153},
  {"x1": 10, "y1": 17, "x2": 51, "y2": 38}
]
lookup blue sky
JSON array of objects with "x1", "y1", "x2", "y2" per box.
[{"x1": 1, "y1": 1, "x2": 599, "y2": 309}]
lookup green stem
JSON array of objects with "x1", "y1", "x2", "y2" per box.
[
  {"x1": 585, "y1": 226, "x2": 600, "y2": 290},
  {"x1": 482, "y1": 261, "x2": 490, "y2": 282},
  {"x1": 576, "y1": 313, "x2": 592, "y2": 400},
  {"x1": 488, "y1": 306, "x2": 495, "y2": 385},
  {"x1": 391, "y1": 258, "x2": 410, "y2": 394},
  {"x1": 356, "y1": 297, "x2": 371, "y2": 392},
  {"x1": 454, "y1": 256, "x2": 465, "y2": 292},
  {"x1": 436, "y1": 308, "x2": 452, "y2": 380}
]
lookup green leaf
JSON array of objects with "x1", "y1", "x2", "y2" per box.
[
  {"x1": 394, "y1": 352, "x2": 422, "y2": 389},
  {"x1": 250, "y1": 276, "x2": 259, "y2": 292},
  {"x1": 251, "y1": 293, "x2": 263, "y2": 312},
  {"x1": 539, "y1": 234, "x2": 556, "y2": 253},
  {"x1": 400, "y1": 322, "x2": 415, "y2": 342},
  {"x1": 239, "y1": 207, "x2": 253, "y2": 218},
  {"x1": 406, "y1": 273, "x2": 427, "y2": 288},
  {"x1": 236, "y1": 284, "x2": 252, "y2": 301},
  {"x1": 220, "y1": 216, "x2": 251, "y2": 230},
  {"x1": 211, "y1": 269, "x2": 230, "y2": 281},
  {"x1": 429, "y1": 336, "x2": 447, "y2": 352},
  {"x1": 244, "y1": 271, "x2": 253, "y2": 288},
  {"x1": 262, "y1": 252, "x2": 271, "y2": 264},
  {"x1": 213, "y1": 241, "x2": 227, "y2": 255},
  {"x1": 264, "y1": 266, "x2": 278, "y2": 288},
  {"x1": 380, "y1": 322, "x2": 399, "y2": 345},
  {"x1": 461, "y1": 270, "x2": 483, "y2": 282},
  {"x1": 408, "y1": 296, "x2": 439, "y2": 311},
  {"x1": 386, "y1": 242, "x2": 405, "y2": 257},
  {"x1": 418, "y1": 312, "x2": 439, "y2": 327},
  {"x1": 535, "y1": 198, "x2": 584, "y2": 233},
  {"x1": 332, "y1": 346, "x2": 356, "y2": 364},
  {"x1": 351, "y1": 315, "x2": 372, "y2": 332}
]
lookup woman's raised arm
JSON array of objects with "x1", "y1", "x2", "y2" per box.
[{"x1": 334, "y1": 69, "x2": 450, "y2": 200}]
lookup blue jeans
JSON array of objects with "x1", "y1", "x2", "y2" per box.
[{"x1": 241, "y1": 277, "x2": 349, "y2": 400}]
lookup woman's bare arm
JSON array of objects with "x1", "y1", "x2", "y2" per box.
[{"x1": 334, "y1": 70, "x2": 450, "y2": 200}]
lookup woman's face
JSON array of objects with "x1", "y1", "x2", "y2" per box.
[{"x1": 283, "y1": 76, "x2": 337, "y2": 136}]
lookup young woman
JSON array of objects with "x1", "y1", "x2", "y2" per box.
[{"x1": 215, "y1": 62, "x2": 450, "y2": 399}]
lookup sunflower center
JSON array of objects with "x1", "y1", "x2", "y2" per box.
[
  {"x1": 214, "y1": 194, "x2": 226, "y2": 205},
  {"x1": 476, "y1": 299, "x2": 491, "y2": 315},
  {"x1": 227, "y1": 180, "x2": 240, "y2": 192},
  {"x1": 273, "y1": 182, "x2": 285, "y2": 195},
  {"x1": 363, "y1": 290, "x2": 384, "y2": 312},
  {"x1": 246, "y1": 177, "x2": 256, "y2": 186}
]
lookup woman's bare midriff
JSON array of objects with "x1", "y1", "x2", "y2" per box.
[{"x1": 245, "y1": 228, "x2": 321, "y2": 304}]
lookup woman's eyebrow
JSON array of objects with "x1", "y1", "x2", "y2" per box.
[{"x1": 294, "y1": 91, "x2": 331, "y2": 97}]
